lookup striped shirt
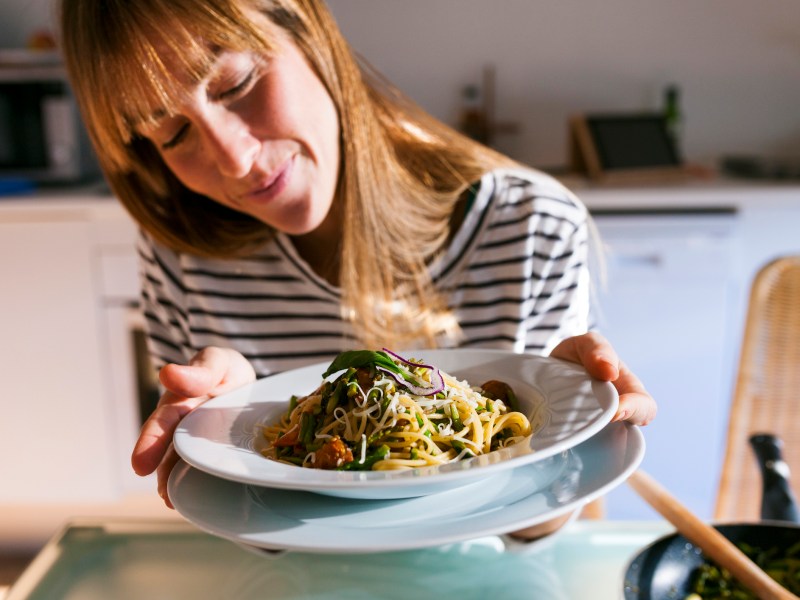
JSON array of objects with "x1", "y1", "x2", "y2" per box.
[{"x1": 138, "y1": 167, "x2": 592, "y2": 377}]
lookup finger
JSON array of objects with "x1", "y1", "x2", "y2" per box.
[
  {"x1": 550, "y1": 332, "x2": 619, "y2": 381},
  {"x1": 156, "y1": 444, "x2": 180, "y2": 510},
  {"x1": 613, "y1": 392, "x2": 658, "y2": 425},
  {"x1": 610, "y1": 362, "x2": 657, "y2": 425},
  {"x1": 131, "y1": 395, "x2": 203, "y2": 476}
]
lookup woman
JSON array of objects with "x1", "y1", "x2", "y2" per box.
[{"x1": 59, "y1": 0, "x2": 655, "y2": 515}]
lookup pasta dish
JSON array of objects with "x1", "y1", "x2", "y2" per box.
[{"x1": 260, "y1": 349, "x2": 533, "y2": 471}]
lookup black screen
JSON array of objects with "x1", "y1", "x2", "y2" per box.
[{"x1": 587, "y1": 115, "x2": 680, "y2": 170}]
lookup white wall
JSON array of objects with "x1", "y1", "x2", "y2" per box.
[
  {"x1": 327, "y1": 0, "x2": 800, "y2": 168},
  {"x1": 0, "y1": 0, "x2": 56, "y2": 48},
  {"x1": 6, "y1": 0, "x2": 799, "y2": 168}
]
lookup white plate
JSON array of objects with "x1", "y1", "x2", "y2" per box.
[
  {"x1": 173, "y1": 350, "x2": 618, "y2": 499},
  {"x1": 168, "y1": 422, "x2": 644, "y2": 553}
]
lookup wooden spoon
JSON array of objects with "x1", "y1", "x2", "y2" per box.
[{"x1": 627, "y1": 469, "x2": 798, "y2": 600}]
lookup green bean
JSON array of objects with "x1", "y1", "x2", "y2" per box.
[
  {"x1": 451, "y1": 439, "x2": 473, "y2": 459},
  {"x1": 287, "y1": 395, "x2": 298, "y2": 417},
  {"x1": 338, "y1": 445, "x2": 390, "y2": 471},
  {"x1": 325, "y1": 379, "x2": 346, "y2": 414},
  {"x1": 299, "y1": 412, "x2": 314, "y2": 445},
  {"x1": 450, "y1": 404, "x2": 463, "y2": 431}
]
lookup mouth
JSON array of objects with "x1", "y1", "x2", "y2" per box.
[{"x1": 241, "y1": 155, "x2": 294, "y2": 205}]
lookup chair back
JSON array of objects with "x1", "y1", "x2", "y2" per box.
[{"x1": 715, "y1": 255, "x2": 800, "y2": 521}]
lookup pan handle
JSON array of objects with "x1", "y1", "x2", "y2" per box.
[{"x1": 749, "y1": 433, "x2": 800, "y2": 523}]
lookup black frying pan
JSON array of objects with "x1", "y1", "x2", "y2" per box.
[{"x1": 623, "y1": 434, "x2": 800, "y2": 599}]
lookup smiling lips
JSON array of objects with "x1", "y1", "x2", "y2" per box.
[{"x1": 242, "y1": 155, "x2": 294, "y2": 204}]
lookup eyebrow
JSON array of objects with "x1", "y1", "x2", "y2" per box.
[{"x1": 134, "y1": 46, "x2": 227, "y2": 129}]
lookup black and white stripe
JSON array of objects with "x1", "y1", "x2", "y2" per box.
[{"x1": 139, "y1": 168, "x2": 592, "y2": 378}]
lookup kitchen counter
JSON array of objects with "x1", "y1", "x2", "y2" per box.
[
  {"x1": 562, "y1": 175, "x2": 800, "y2": 213},
  {"x1": 2, "y1": 176, "x2": 798, "y2": 215},
  {"x1": 0, "y1": 183, "x2": 121, "y2": 220}
]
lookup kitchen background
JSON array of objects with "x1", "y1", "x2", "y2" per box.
[
  {"x1": 2, "y1": 0, "x2": 800, "y2": 590},
  {"x1": 2, "y1": 0, "x2": 800, "y2": 168}
]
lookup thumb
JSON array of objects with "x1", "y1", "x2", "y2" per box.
[{"x1": 159, "y1": 347, "x2": 233, "y2": 399}]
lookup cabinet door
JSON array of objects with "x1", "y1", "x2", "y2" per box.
[
  {"x1": 593, "y1": 213, "x2": 738, "y2": 520},
  {"x1": 0, "y1": 218, "x2": 118, "y2": 502}
]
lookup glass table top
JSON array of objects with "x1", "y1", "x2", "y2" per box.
[{"x1": 7, "y1": 519, "x2": 673, "y2": 600}]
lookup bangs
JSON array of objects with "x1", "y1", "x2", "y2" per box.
[{"x1": 63, "y1": 0, "x2": 278, "y2": 171}]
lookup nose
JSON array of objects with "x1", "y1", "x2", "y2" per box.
[{"x1": 199, "y1": 109, "x2": 260, "y2": 179}]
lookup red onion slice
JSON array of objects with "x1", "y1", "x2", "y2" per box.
[{"x1": 378, "y1": 349, "x2": 445, "y2": 396}]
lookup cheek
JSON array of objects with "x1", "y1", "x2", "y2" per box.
[
  {"x1": 160, "y1": 153, "x2": 222, "y2": 199},
  {"x1": 278, "y1": 66, "x2": 340, "y2": 160},
  {"x1": 161, "y1": 155, "x2": 198, "y2": 185},
  {"x1": 305, "y1": 91, "x2": 341, "y2": 180}
]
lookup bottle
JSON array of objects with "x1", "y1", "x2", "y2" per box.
[
  {"x1": 458, "y1": 84, "x2": 489, "y2": 145},
  {"x1": 749, "y1": 433, "x2": 799, "y2": 523},
  {"x1": 663, "y1": 84, "x2": 683, "y2": 153}
]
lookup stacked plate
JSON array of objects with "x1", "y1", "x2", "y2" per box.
[{"x1": 169, "y1": 349, "x2": 645, "y2": 553}]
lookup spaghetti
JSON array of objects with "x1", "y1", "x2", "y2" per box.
[{"x1": 260, "y1": 349, "x2": 533, "y2": 471}]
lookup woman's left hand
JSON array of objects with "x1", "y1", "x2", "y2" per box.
[
  {"x1": 508, "y1": 332, "x2": 656, "y2": 542},
  {"x1": 550, "y1": 332, "x2": 657, "y2": 426}
]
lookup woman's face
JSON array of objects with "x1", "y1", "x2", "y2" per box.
[{"x1": 136, "y1": 36, "x2": 341, "y2": 237}]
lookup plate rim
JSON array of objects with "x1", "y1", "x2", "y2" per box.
[
  {"x1": 173, "y1": 349, "x2": 619, "y2": 494},
  {"x1": 168, "y1": 423, "x2": 644, "y2": 553}
]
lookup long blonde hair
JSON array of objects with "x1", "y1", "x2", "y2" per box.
[{"x1": 60, "y1": 0, "x2": 516, "y2": 348}]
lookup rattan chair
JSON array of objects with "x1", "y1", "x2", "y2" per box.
[{"x1": 715, "y1": 255, "x2": 800, "y2": 522}]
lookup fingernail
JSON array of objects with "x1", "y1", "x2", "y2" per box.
[{"x1": 599, "y1": 358, "x2": 618, "y2": 375}]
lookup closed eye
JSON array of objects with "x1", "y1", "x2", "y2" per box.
[
  {"x1": 161, "y1": 123, "x2": 190, "y2": 150},
  {"x1": 218, "y1": 70, "x2": 255, "y2": 101}
]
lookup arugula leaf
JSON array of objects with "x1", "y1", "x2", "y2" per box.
[{"x1": 321, "y1": 350, "x2": 401, "y2": 378}]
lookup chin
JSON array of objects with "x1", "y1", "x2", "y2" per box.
[{"x1": 281, "y1": 207, "x2": 331, "y2": 237}]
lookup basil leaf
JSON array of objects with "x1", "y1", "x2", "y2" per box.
[{"x1": 321, "y1": 350, "x2": 402, "y2": 378}]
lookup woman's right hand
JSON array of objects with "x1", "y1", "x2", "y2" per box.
[{"x1": 131, "y1": 346, "x2": 256, "y2": 508}]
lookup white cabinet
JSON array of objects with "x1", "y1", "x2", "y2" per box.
[
  {"x1": 0, "y1": 200, "x2": 141, "y2": 503},
  {"x1": 578, "y1": 182, "x2": 800, "y2": 520},
  {"x1": 592, "y1": 212, "x2": 739, "y2": 520},
  {"x1": 0, "y1": 216, "x2": 116, "y2": 501}
]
